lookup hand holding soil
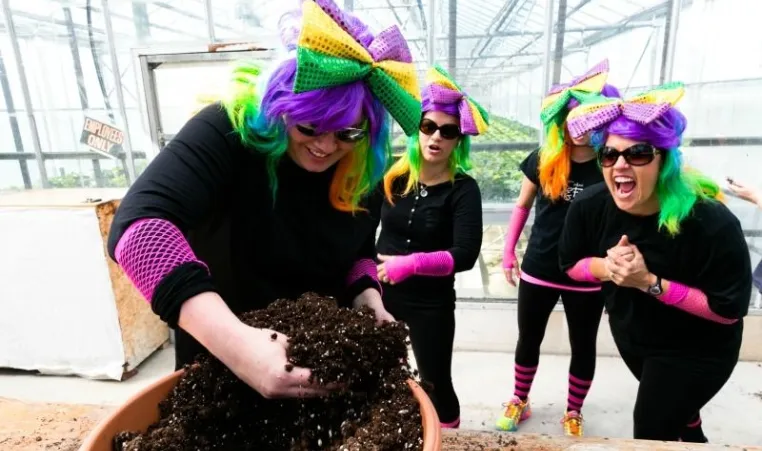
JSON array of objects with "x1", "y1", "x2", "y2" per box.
[
  {"x1": 352, "y1": 287, "x2": 396, "y2": 324},
  {"x1": 225, "y1": 326, "x2": 332, "y2": 399}
]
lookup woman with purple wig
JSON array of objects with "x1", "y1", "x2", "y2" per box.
[
  {"x1": 374, "y1": 65, "x2": 488, "y2": 428},
  {"x1": 496, "y1": 59, "x2": 620, "y2": 437},
  {"x1": 559, "y1": 82, "x2": 751, "y2": 442},
  {"x1": 106, "y1": 0, "x2": 422, "y2": 399}
]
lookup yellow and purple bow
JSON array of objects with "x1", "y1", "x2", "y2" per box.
[
  {"x1": 292, "y1": 0, "x2": 422, "y2": 136},
  {"x1": 540, "y1": 59, "x2": 610, "y2": 125},
  {"x1": 566, "y1": 81, "x2": 685, "y2": 139},
  {"x1": 422, "y1": 65, "x2": 489, "y2": 136}
]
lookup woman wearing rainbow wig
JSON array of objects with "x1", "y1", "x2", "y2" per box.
[
  {"x1": 375, "y1": 65, "x2": 487, "y2": 428},
  {"x1": 496, "y1": 59, "x2": 620, "y2": 437},
  {"x1": 559, "y1": 82, "x2": 751, "y2": 442},
  {"x1": 107, "y1": 0, "x2": 422, "y2": 399}
]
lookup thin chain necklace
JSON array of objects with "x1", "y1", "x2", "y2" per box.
[{"x1": 418, "y1": 169, "x2": 449, "y2": 198}]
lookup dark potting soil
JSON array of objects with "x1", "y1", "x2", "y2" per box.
[{"x1": 113, "y1": 292, "x2": 425, "y2": 451}]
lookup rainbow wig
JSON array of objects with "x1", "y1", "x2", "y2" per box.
[
  {"x1": 538, "y1": 83, "x2": 621, "y2": 201},
  {"x1": 221, "y1": 0, "x2": 421, "y2": 213},
  {"x1": 383, "y1": 65, "x2": 489, "y2": 202},
  {"x1": 590, "y1": 108, "x2": 722, "y2": 236}
]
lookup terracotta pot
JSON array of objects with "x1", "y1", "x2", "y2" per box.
[{"x1": 79, "y1": 369, "x2": 442, "y2": 451}]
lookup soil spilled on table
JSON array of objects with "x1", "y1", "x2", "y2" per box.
[{"x1": 114, "y1": 292, "x2": 425, "y2": 451}]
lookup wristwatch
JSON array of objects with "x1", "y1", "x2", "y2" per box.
[{"x1": 646, "y1": 275, "x2": 663, "y2": 296}]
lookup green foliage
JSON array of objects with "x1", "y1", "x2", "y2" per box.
[
  {"x1": 470, "y1": 150, "x2": 531, "y2": 202},
  {"x1": 48, "y1": 160, "x2": 148, "y2": 189}
]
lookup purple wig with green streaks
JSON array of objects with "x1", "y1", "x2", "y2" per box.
[
  {"x1": 221, "y1": 5, "x2": 392, "y2": 213},
  {"x1": 590, "y1": 107, "x2": 723, "y2": 236}
]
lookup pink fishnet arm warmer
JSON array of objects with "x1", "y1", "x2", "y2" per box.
[
  {"x1": 346, "y1": 258, "x2": 378, "y2": 285},
  {"x1": 412, "y1": 251, "x2": 454, "y2": 276},
  {"x1": 114, "y1": 218, "x2": 209, "y2": 303},
  {"x1": 657, "y1": 282, "x2": 738, "y2": 325},
  {"x1": 566, "y1": 258, "x2": 599, "y2": 284},
  {"x1": 503, "y1": 206, "x2": 529, "y2": 269},
  {"x1": 384, "y1": 251, "x2": 454, "y2": 283}
]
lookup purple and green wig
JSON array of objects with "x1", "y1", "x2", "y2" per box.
[
  {"x1": 221, "y1": 0, "x2": 422, "y2": 213},
  {"x1": 538, "y1": 58, "x2": 620, "y2": 201},
  {"x1": 384, "y1": 64, "x2": 490, "y2": 202},
  {"x1": 581, "y1": 81, "x2": 723, "y2": 236}
]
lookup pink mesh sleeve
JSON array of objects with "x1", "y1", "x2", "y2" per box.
[
  {"x1": 503, "y1": 206, "x2": 529, "y2": 269},
  {"x1": 384, "y1": 251, "x2": 454, "y2": 284},
  {"x1": 114, "y1": 218, "x2": 209, "y2": 303},
  {"x1": 346, "y1": 258, "x2": 381, "y2": 292},
  {"x1": 657, "y1": 282, "x2": 738, "y2": 325},
  {"x1": 565, "y1": 258, "x2": 599, "y2": 283},
  {"x1": 412, "y1": 251, "x2": 454, "y2": 276}
]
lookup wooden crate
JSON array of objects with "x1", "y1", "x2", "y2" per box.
[{"x1": 0, "y1": 188, "x2": 168, "y2": 380}]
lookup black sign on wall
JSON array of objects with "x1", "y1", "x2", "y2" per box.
[{"x1": 80, "y1": 116, "x2": 124, "y2": 159}]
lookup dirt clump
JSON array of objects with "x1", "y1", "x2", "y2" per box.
[{"x1": 114, "y1": 292, "x2": 425, "y2": 450}]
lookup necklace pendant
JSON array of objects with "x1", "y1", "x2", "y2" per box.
[{"x1": 420, "y1": 187, "x2": 428, "y2": 197}]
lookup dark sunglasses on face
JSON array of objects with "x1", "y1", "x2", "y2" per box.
[
  {"x1": 598, "y1": 143, "x2": 661, "y2": 168},
  {"x1": 295, "y1": 124, "x2": 367, "y2": 143},
  {"x1": 419, "y1": 118, "x2": 461, "y2": 140}
]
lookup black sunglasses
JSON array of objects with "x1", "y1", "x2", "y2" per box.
[
  {"x1": 419, "y1": 118, "x2": 461, "y2": 140},
  {"x1": 295, "y1": 124, "x2": 367, "y2": 143},
  {"x1": 598, "y1": 143, "x2": 661, "y2": 168}
]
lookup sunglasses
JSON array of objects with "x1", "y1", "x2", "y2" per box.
[
  {"x1": 294, "y1": 124, "x2": 367, "y2": 143},
  {"x1": 598, "y1": 143, "x2": 661, "y2": 168},
  {"x1": 419, "y1": 118, "x2": 461, "y2": 140}
]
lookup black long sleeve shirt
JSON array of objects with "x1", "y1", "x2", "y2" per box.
[
  {"x1": 107, "y1": 103, "x2": 382, "y2": 365},
  {"x1": 375, "y1": 173, "x2": 483, "y2": 307}
]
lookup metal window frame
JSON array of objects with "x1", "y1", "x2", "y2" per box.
[{"x1": 131, "y1": 44, "x2": 277, "y2": 159}]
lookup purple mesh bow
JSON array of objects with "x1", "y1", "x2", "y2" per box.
[
  {"x1": 547, "y1": 59, "x2": 609, "y2": 95},
  {"x1": 422, "y1": 84, "x2": 485, "y2": 135},
  {"x1": 311, "y1": 0, "x2": 375, "y2": 49}
]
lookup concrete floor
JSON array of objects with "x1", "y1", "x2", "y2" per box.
[{"x1": 0, "y1": 346, "x2": 760, "y2": 447}]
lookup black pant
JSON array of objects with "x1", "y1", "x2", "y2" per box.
[
  {"x1": 613, "y1": 331, "x2": 737, "y2": 441},
  {"x1": 384, "y1": 300, "x2": 459, "y2": 423},
  {"x1": 515, "y1": 279, "x2": 605, "y2": 380}
]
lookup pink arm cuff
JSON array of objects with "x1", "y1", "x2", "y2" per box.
[
  {"x1": 565, "y1": 258, "x2": 599, "y2": 284},
  {"x1": 657, "y1": 282, "x2": 738, "y2": 325},
  {"x1": 346, "y1": 258, "x2": 382, "y2": 293},
  {"x1": 503, "y1": 206, "x2": 529, "y2": 269},
  {"x1": 385, "y1": 251, "x2": 454, "y2": 284},
  {"x1": 114, "y1": 218, "x2": 209, "y2": 303}
]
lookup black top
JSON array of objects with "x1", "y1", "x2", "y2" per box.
[
  {"x1": 559, "y1": 183, "x2": 751, "y2": 358},
  {"x1": 107, "y1": 103, "x2": 382, "y2": 365},
  {"x1": 375, "y1": 173, "x2": 483, "y2": 306},
  {"x1": 519, "y1": 149, "x2": 603, "y2": 287}
]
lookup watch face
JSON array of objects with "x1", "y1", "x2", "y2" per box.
[{"x1": 649, "y1": 285, "x2": 662, "y2": 295}]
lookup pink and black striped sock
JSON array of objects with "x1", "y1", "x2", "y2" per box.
[
  {"x1": 513, "y1": 363, "x2": 537, "y2": 401},
  {"x1": 567, "y1": 374, "x2": 592, "y2": 412}
]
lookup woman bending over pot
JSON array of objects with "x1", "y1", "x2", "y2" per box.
[
  {"x1": 375, "y1": 65, "x2": 487, "y2": 429},
  {"x1": 559, "y1": 82, "x2": 752, "y2": 442},
  {"x1": 497, "y1": 59, "x2": 620, "y2": 437},
  {"x1": 107, "y1": 0, "x2": 421, "y2": 399}
]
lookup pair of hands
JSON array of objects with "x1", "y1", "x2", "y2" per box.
[
  {"x1": 200, "y1": 289, "x2": 394, "y2": 401},
  {"x1": 604, "y1": 235, "x2": 657, "y2": 292}
]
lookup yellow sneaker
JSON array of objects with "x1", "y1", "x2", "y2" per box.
[
  {"x1": 495, "y1": 396, "x2": 531, "y2": 432},
  {"x1": 562, "y1": 410, "x2": 583, "y2": 437}
]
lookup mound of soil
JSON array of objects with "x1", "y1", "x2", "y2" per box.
[{"x1": 114, "y1": 292, "x2": 425, "y2": 451}]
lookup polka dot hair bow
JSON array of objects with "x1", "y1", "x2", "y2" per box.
[
  {"x1": 566, "y1": 81, "x2": 686, "y2": 139},
  {"x1": 540, "y1": 58, "x2": 610, "y2": 126},
  {"x1": 422, "y1": 64, "x2": 490, "y2": 136},
  {"x1": 292, "y1": 0, "x2": 422, "y2": 136}
]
